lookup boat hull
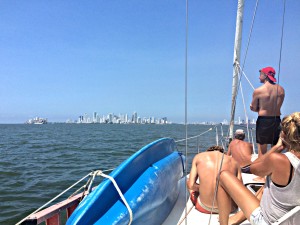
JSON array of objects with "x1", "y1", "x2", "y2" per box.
[{"x1": 67, "y1": 138, "x2": 185, "y2": 225}]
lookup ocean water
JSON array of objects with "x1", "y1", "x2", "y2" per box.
[{"x1": 0, "y1": 123, "x2": 234, "y2": 225}]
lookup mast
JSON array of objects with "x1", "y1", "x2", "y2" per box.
[{"x1": 229, "y1": 0, "x2": 245, "y2": 140}]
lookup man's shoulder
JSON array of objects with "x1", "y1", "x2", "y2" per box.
[
  {"x1": 194, "y1": 152, "x2": 207, "y2": 160},
  {"x1": 253, "y1": 85, "x2": 266, "y2": 95},
  {"x1": 241, "y1": 140, "x2": 252, "y2": 145},
  {"x1": 277, "y1": 84, "x2": 285, "y2": 93}
]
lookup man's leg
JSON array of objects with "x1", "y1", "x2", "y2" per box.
[
  {"x1": 256, "y1": 144, "x2": 268, "y2": 181},
  {"x1": 257, "y1": 143, "x2": 267, "y2": 157}
]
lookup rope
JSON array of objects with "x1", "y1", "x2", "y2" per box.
[
  {"x1": 177, "y1": 205, "x2": 195, "y2": 225},
  {"x1": 97, "y1": 170, "x2": 133, "y2": 225}
]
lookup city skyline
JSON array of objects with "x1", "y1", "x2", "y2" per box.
[
  {"x1": 23, "y1": 111, "x2": 256, "y2": 126},
  {"x1": 73, "y1": 111, "x2": 168, "y2": 125}
]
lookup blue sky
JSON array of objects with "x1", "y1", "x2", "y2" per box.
[{"x1": 1, "y1": 1, "x2": 299, "y2": 124}]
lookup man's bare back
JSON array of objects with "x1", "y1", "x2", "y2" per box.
[
  {"x1": 250, "y1": 82, "x2": 284, "y2": 116},
  {"x1": 227, "y1": 139, "x2": 253, "y2": 167},
  {"x1": 187, "y1": 150, "x2": 241, "y2": 209}
]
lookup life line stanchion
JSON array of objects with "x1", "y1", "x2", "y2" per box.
[{"x1": 97, "y1": 170, "x2": 133, "y2": 225}]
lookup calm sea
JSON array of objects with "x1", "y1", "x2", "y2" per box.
[{"x1": 0, "y1": 123, "x2": 240, "y2": 225}]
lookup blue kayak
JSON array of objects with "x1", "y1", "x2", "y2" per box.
[{"x1": 67, "y1": 138, "x2": 185, "y2": 225}]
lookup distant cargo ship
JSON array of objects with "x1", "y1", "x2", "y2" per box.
[{"x1": 26, "y1": 117, "x2": 47, "y2": 124}]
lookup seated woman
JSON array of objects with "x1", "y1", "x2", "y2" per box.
[{"x1": 218, "y1": 112, "x2": 300, "y2": 224}]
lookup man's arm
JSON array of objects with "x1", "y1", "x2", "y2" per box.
[
  {"x1": 250, "y1": 90, "x2": 259, "y2": 112},
  {"x1": 250, "y1": 137, "x2": 286, "y2": 177},
  {"x1": 186, "y1": 157, "x2": 200, "y2": 193}
]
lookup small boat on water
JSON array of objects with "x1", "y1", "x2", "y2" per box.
[{"x1": 25, "y1": 117, "x2": 48, "y2": 124}]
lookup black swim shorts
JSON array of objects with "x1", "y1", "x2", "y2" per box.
[{"x1": 256, "y1": 116, "x2": 281, "y2": 145}]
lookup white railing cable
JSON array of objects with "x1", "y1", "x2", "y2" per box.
[
  {"x1": 175, "y1": 127, "x2": 213, "y2": 143},
  {"x1": 97, "y1": 171, "x2": 133, "y2": 225},
  {"x1": 15, "y1": 172, "x2": 93, "y2": 225}
]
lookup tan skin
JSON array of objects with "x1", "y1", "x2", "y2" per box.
[
  {"x1": 218, "y1": 132, "x2": 293, "y2": 222},
  {"x1": 228, "y1": 186, "x2": 264, "y2": 225},
  {"x1": 186, "y1": 151, "x2": 242, "y2": 225},
  {"x1": 250, "y1": 72, "x2": 285, "y2": 156},
  {"x1": 227, "y1": 138, "x2": 253, "y2": 167}
]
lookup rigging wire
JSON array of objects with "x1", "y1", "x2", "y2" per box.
[
  {"x1": 273, "y1": 0, "x2": 286, "y2": 115},
  {"x1": 268, "y1": 0, "x2": 286, "y2": 143},
  {"x1": 241, "y1": 0, "x2": 259, "y2": 69},
  {"x1": 277, "y1": 0, "x2": 286, "y2": 83},
  {"x1": 184, "y1": 0, "x2": 189, "y2": 224}
]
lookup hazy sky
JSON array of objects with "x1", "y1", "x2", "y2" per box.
[{"x1": 1, "y1": 1, "x2": 299, "y2": 123}]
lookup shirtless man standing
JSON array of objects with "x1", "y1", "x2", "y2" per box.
[
  {"x1": 186, "y1": 146, "x2": 242, "y2": 225},
  {"x1": 250, "y1": 67, "x2": 285, "y2": 157},
  {"x1": 227, "y1": 129, "x2": 253, "y2": 172}
]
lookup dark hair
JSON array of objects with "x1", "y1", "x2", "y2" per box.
[
  {"x1": 234, "y1": 133, "x2": 245, "y2": 140},
  {"x1": 206, "y1": 145, "x2": 224, "y2": 153},
  {"x1": 266, "y1": 76, "x2": 275, "y2": 84}
]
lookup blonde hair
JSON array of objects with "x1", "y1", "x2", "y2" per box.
[{"x1": 281, "y1": 112, "x2": 300, "y2": 151}]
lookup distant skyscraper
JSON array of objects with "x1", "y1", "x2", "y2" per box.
[
  {"x1": 132, "y1": 112, "x2": 137, "y2": 123},
  {"x1": 93, "y1": 112, "x2": 97, "y2": 123},
  {"x1": 108, "y1": 113, "x2": 113, "y2": 123}
]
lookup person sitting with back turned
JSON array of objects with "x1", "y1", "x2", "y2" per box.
[
  {"x1": 218, "y1": 112, "x2": 300, "y2": 225},
  {"x1": 186, "y1": 145, "x2": 242, "y2": 225},
  {"x1": 250, "y1": 66, "x2": 285, "y2": 157},
  {"x1": 227, "y1": 129, "x2": 254, "y2": 173}
]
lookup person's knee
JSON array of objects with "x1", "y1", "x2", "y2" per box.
[{"x1": 218, "y1": 170, "x2": 230, "y2": 185}]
